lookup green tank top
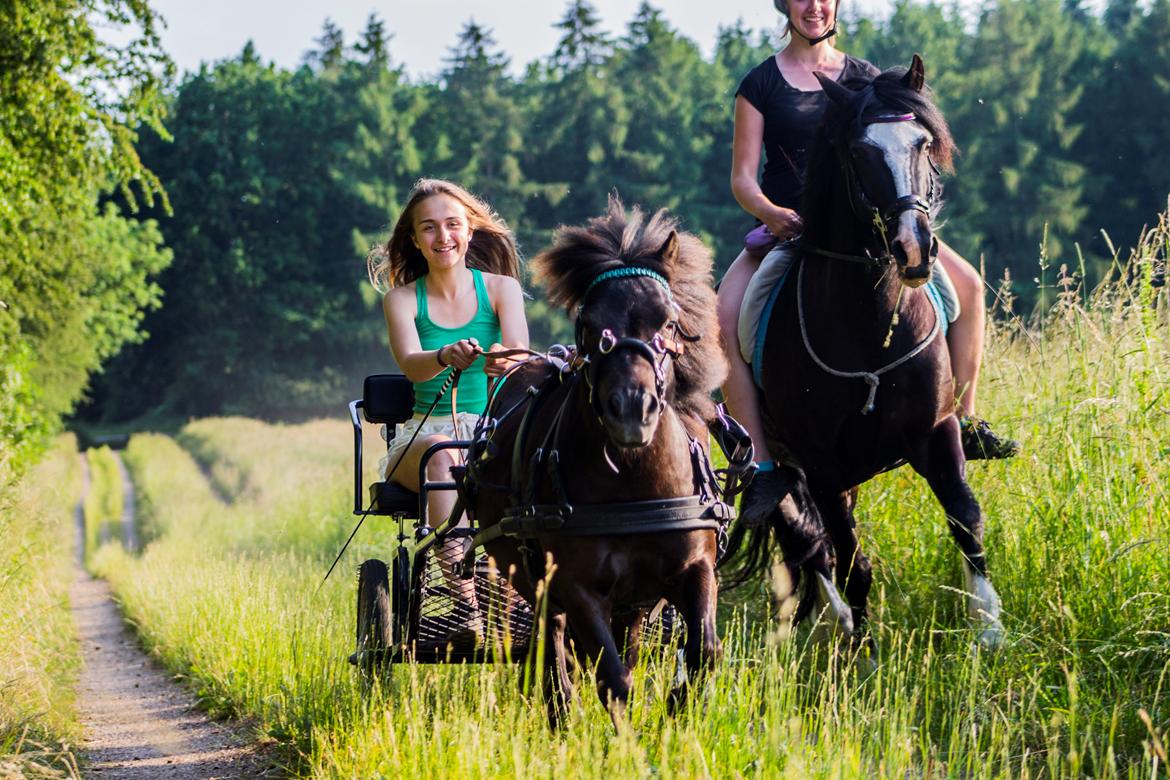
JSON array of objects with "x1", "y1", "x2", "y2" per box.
[{"x1": 412, "y1": 268, "x2": 501, "y2": 415}]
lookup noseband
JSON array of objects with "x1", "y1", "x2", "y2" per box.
[{"x1": 575, "y1": 267, "x2": 696, "y2": 409}]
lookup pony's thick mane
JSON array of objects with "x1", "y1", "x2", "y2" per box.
[
  {"x1": 532, "y1": 198, "x2": 727, "y2": 421},
  {"x1": 802, "y1": 64, "x2": 957, "y2": 232}
]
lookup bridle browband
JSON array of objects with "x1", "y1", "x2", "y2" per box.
[{"x1": 575, "y1": 266, "x2": 697, "y2": 408}]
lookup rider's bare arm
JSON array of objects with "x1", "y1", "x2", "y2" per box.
[{"x1": 731, "y1": 96, "x2": 804, "y2": 240}]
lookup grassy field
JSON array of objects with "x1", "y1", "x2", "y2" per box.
[
  {"x1": 83, "y1": 246, "x2": 1170, "y2": 777},
  {"x1": 0, "y1": 438, "x2": 82, "y2": 778}
]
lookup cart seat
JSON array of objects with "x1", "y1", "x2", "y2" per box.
[
  {"x1": 367, "y1": 480, "x2": 419, "y2": 515},
  {"x1": 349, "y1": 374, "x2": 419, "y2": 518}
]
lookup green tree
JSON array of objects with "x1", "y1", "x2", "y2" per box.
[
  {"x1": 0, "y1": 0, "x2": 174, "y2": 474},
  {"x1": 88, "y1": 42, "x2": 403, "y2": 419},
  {"x1": 945, "y1": 0, "x2": 1088, "y2": 286},
  {"x1": 1076, "y1": 0, "x2": 1170, "y2": 254}
]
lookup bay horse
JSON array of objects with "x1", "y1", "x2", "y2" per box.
[
  {"x1": 463, "y1": 200, "x2": 730, "y2": 723},
  {"x1": 725, "y1": 56, "x2": 1005, "y2": 648}
]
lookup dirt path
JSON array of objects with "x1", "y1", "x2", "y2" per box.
[{"x1": 71, "y1": 452, "x2": 280, "y2": 779}]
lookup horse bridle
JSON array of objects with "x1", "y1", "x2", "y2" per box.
[
  {"x1": 574, "y1": 267, "x2": 697, "y2": 411},
  {"x1": 833, "y1": 112, "x2": 941, "y2": 264}
]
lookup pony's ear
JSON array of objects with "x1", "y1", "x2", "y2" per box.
[
  {"x1": 903, "y1": 54, "x2": 926, "y2": 92},
  {"x1": 657, "y1": 230, "x2": 679, "y2": 266},
  {"x1": 815, "y1": 71, "x2": 855, "y2": 107}
]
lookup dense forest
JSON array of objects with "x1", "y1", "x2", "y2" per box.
[{"x1": 4, "y1": 0, "x2": 1169, "y2": 455}]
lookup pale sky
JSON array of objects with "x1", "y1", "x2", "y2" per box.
[{"x1": 145, "y1": 0, "x2": 900, "y2": 80}]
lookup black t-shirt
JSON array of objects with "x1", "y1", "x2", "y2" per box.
[{"x1": 736, "y1": 54, "x2": 880, "y2": 210}]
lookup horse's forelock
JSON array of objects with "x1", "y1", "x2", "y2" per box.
[{"x1": 868, "y1": 68, "x2": 956, "y2": 171}]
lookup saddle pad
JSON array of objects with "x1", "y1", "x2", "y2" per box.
[{"x1": 738, "y1": 250, "x2": 959, "y2": 388}]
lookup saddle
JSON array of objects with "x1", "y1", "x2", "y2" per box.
[{"x1": 737, "y1": 244, "x2": 961, "y2": 387}]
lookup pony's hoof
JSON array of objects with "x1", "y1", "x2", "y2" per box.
[{"x1": 811, "y1": 572, "x2": 854, "y2": 643}]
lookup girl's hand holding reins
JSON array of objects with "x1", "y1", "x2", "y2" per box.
[
  {"x1": 439, "y1": 337, "x2": 482, "y2": 370},
  {"x1": 483, "y1": 342, "x2": 517, "y2": 377},
  {"x1": 763, "y1": 206, "x2": 804, "y2": 241}
]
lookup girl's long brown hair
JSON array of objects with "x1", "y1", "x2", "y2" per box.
[{"x1": 367, "y1": 179, "x2": 521, "y2": 292}]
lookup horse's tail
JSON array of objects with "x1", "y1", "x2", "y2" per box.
[
  {"x1": 717, "y1": 519, "x2": 775, "y2": 590},
  {"x1": 719, "y1": 473, "x2": 835, "y2": 626}
]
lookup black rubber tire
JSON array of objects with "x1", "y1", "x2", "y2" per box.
[
  {"x1": 390, "y1": 547, "x2": 411, "y2": 647},
  {"x1": 356, "y1": 558, "x2": 393, "y2": 674}
]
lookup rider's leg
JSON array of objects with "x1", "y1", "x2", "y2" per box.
[
  {"x1": 393, "y1": 433, "x2": 480, "y2": 621},
  {"x1": 717, "y1": 249, "x2": 771, "y2": 462},
  {"x1": 937, "y1": 241, "x2": 1020, "y2": 460},
  {"x1": 717, "y1": 249, "x2": 796, "y2": 524},
  {"x1": 937, "y1": 240, "x2": 983, "y2": 415}
]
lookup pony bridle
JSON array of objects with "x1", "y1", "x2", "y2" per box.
[
  {"x1": 574, "y1": 267, "x2": 696, "y2": 410},
  {"x1": 841, "y1": 113, "x2": 940, "y2": 258}
]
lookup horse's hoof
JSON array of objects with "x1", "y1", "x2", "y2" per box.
[
  {"x1": 852, "y1": 648, "x2": 879, "y2": 678},
  {"x1": 975, "y1": 622, "x2": 1005, "y2": 650},
  {"x1": 811, "y1": 572, "x2": 854, "y2": 643},
  {"x1": 963, "y1": 563, "x2": 1004, "y2": 650}
]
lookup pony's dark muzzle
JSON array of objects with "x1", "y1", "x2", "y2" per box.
[{"x1": 604, "y1": 387, "x2": 660, "y2": 447}]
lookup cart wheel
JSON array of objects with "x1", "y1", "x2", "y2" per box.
[
  {"x1": 391, "y1": 547, "x2": 411, "y2": 646},
  {"x1": 355, "y1": 558, "x2": 392, "y2": 674}
]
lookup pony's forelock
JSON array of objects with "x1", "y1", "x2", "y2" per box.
[{"x1": 532, "y1": 197, "x2": 728, "y2": 420}]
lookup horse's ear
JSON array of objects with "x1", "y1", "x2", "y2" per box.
[
  {"x1": 657, "y1": 230, "x2": 679, "y2": 266},
  {"x1": 815, "y1": 71, "x2": 854, "y2": 107},
  {"x1": 903, "y1": 54, "x2": 926, "y2": 92}
]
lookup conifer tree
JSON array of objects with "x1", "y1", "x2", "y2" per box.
[{"x1": 946, "y1": 0, "x2": 1087, "y2": 285}]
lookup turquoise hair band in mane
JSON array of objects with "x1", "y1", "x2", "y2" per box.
[{"x1": 583, "y1": 267, "x2": 671, "y2": 302}]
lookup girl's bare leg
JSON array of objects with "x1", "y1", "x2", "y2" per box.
[{"x1": 393, "y1": 434, "x2": 480, "y2": 619}]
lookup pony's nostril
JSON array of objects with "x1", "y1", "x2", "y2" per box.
[
  {"x1": 607, "y1": 393, "x2": 625, "y2": 418},
  {"x1": 643, "y1": 392, "x2": 659, "y2": 420}
]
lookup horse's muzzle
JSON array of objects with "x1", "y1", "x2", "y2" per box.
[{"x1": 603, "y1": 387, "x2": 660, "y2": 448}]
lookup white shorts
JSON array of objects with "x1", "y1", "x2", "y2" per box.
[{"x1": 379, "y1": 411, "x2": 481, "y2": 482}]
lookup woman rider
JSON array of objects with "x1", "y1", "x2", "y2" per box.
[
  {"x1": 367, "y1": 178, "x2": 529, "y2": 639},
  {"x1": 718, "y1": 0, "x2": 1019, "y2": 525}
]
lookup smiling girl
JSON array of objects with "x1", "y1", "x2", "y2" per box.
[{"x1": 367, "y1": 179, "x2": 528, "y2": 637}]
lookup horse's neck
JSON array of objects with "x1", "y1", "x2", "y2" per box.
[{"x1": 802, "y1": 209, "x2": 929, "y2": 347}]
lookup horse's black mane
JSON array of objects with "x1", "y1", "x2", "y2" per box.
[
  {"x1": 802, "y1": 65, "x2": 957, "y2": 232},
  {"x1": 532, "y1": 198, "x2": 727, "y2": 421}
]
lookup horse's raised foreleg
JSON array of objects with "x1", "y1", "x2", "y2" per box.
[
  {"x1": 912, "y1": 416, "x2": 1004, "y2": 648},
  {"x1": 668, "y1": 559, "x2": 721, "y2": 712},
  {"x1": 813, "y1": 485, "x2": 872, "y2": 644}
]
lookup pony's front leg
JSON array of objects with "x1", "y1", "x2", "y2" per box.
[
  {"x1": 560, "y1": 586, "x2": 631, "y2": 724},
  {"x1": 669, "y1": 558, "x2": 721, "y2": 712},
  {"x1": 912, "y1": 415, "x2": 1004, "y2": 648},
  {"x1": 538, "y1": 612, "x2": 576, "y2": 728}
]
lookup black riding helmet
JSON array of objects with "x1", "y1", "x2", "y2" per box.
[{"x1": 774, "y1": 0, "x2": 841, "y2": 45}]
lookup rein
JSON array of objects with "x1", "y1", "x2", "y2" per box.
[{"x1": 796, "y1": 258, "x2": 940, "y2": 415}]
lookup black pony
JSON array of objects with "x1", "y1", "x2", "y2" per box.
[
  {"x1": 727, "y1": 56, "x2": 1004, "y2": 648},
  {"x1": 467, "y1": 200, "x2": 730, "y2": 723}
]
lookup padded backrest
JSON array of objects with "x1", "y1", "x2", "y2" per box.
[{"x1": 363, "y1": 374, "x2": 415, "y2": 424}]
